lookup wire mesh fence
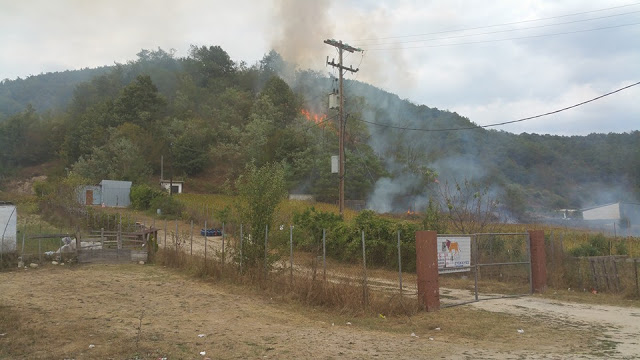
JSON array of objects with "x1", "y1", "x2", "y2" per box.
[{"x1": 5, "y1": 211, "x2": 639, "y2": 310}]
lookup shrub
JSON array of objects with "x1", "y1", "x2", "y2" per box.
[
  {"x1": 130, "y1": 184, "x2": 163, "y2": 210},
  {"x1": 149, "y1": 194, "x2": 184, "y2": 217},
  {"x1": 569, "y1": 233, "x2": 609, "y2": 257},
  {"x1": 293, "y1": 207, "x2": 342, "y2": 251}
]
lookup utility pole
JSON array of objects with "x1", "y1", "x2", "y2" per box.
[{"x1": 324, "y1": 39, "x2": 362, "y2": 216}]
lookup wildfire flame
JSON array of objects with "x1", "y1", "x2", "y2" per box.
[{"x1": 300, "y1": 109, "x2": 327, "y2": 125}]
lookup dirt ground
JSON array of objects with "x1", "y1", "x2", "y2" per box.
[{"x1": 1, "y1": 263, "x2": 638, "y2": 359}]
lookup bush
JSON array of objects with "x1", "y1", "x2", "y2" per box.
[
  {"x1": 130, "y1": 184, "x2": 164, "y2": 210},
  {"x1": 569, "y1": 233, "x2": 609, "y2": 257},
  {"x1": 293, "y1": 207, "x2": 342, "y2": 251},
  {"x1": 149, "y1": 195, "x2": 184, "y2": 217}
]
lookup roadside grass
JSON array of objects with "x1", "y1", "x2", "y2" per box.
[{"x1": 540, "y1": 288, "x2": 640, "y2": 308}]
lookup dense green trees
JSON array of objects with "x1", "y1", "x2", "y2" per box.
[{"x1": 0, "y1": 44, "x2": 637, "y2": 218}]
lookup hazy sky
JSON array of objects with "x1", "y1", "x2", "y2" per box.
[{"x1": 1, "y1": 0, "x2": 639, "y2": 135}]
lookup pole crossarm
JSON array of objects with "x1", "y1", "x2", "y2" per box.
[
  {"x1": 323, "y1": 39, "x2": 363, "y2": 53},
  {"x1": 326, "y1": 59, "x2": 359, "y2": 73}
]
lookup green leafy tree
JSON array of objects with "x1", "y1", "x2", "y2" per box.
[
  {"x1": 71, "y1": 133, "x2": 151, "y2": 183},
  {"x1": 235, "y1": 162, "x2": 287, "y2": 267},
  {"x1": 112, "y1": 75, "x2": 166, "y2": 127}
]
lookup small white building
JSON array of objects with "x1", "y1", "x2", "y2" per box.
[
  {"x1": 0, "y1": 201, "x2": 17, "y2": 254},
  {"x1": 160, "y1": 180, "x2": 183, "y2": 194}
]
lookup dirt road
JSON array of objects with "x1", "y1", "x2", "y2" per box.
[{"x1": 472, "y1": 296, "x2": 640, "y2": 358}]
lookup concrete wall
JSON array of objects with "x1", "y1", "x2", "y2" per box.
[{"x1": 0, "y1": 204, "x2": 17, "y2": 253}]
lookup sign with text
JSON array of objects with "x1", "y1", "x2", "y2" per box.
[{"x1": 437, "y1": 236, "x2": 471, "y2": 274}]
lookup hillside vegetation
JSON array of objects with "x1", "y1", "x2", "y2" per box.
[{"x1": 1, "y1": 46, "x2": 638, "y2": 219}]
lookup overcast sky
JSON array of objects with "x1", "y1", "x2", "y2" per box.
[{"x1": 1, "y1": 0, "x2": 639, "y2": 135}]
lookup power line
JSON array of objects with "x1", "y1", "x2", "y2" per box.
[
  {"x1": 355, "y1": 81, "x2": 640, "y2": 132},
  {"x1": 365, "y1": 22, "x2": 640, "y2": 51},
  {"x1": 349, "y1": 2, "x2": 640, "y2": 42},
  {"x1": 356, "y1": 10, "x2": 640, "y2": 47}
]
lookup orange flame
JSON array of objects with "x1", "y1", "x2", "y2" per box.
[{"x1": 301, "y1": 109, "x2": 327, "y2": 125}]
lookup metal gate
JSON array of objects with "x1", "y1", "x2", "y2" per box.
[{"x1": 439, "y1": 232, "x2": 532, "y2": 307}]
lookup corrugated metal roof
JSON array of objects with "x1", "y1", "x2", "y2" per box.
[
  {"x1": 581, "y1": 201, "x2": 640, "y2": 212},
  {"x1": 100, "y1": 180, "x2": 132, "y2": 187}
]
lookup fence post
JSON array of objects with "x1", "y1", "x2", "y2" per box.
[
  {"x1": 634, "y1": 258, "x2": 639, "y2": 298},
  {"x1": 415, "y1": 230, "x2": 440, "y2": 312},
  {"x1": 38, "y1": 238, "x2": 42, "y2": 263},
  {"x1": 323, "y1": 228, "x2": 326, "y2": 284},
  {"x1": 222, "y1": 222, "x2": 226, "y2": 265},
  {"x1": 289, "y1": 225, "x2": 293, "y2": 287},
  {"x1": 21, "y1": 223, "x2": 26, "y2": 258},
  {"x1": 100, "y1": 228, "x2": 104, "y2": 256},
  {"x1": 240, "y1": 224, "x2": 243, "y2": 275},
  {"x1": 163, "y1": 220, "x2": 167, "y2": 249},
  {"x1": 204, "y1": 220, "x2": 208, "y2": 271},
  {"x1": 474, "y1": 234, "x2": 479, "y2": 301},
  {"x1": 362, "y1": 230, "x2": 368, "y2": 307},
  {"x1": 190, "y1": 220, "x2": 193, "y2": 256},
  {"x1": 398, "y1": 230, "x2": 403, "y2": 296},
  {"x1": 175, "y1": 220, "x2": 178, "y2": 253},
  {"x1": 264, "y1": 224, "x2": 269, "y2": 284},
  {"x1": 117, "y1": 215, "x2": 122, "y2": 251}
]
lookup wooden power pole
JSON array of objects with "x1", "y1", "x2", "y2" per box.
[{"x1": 324, "y1": 39, "x2": 362, "y2": 216}]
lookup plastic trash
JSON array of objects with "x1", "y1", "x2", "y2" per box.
[
  {"x1": 89, "y1": 344, "x2": 95, "y2": 349},
  {"x1": 200, "y1": 351, "x2": 206, "y2": 356},
  {"x1": 517, "y1": 329, "x2": 524, "y2": 334},
  {"x1": 429, "y1": 337, "x2": 434, "y2": 341},
  {"x1": 346, "y1": 322, "x2": 352, "y2": 325},
  {"x1": 198, "y1": 334, "x2": 206, "y2": 338},
  {"x1": 411, "y1": 332, "x2": 418, "y2": 338},
  {"x1": 435, "y1": 327, "x2": 441, "y2": 331}
]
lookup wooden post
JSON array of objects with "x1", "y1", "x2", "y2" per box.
[
  {"x1": 415, "y1": 230, "x2": 440, "y2": 311},
  {"x1": 164, "y1": 220, "x2": 167, "y2": 249},
  {"x1": 190, "y1": 220, "x2": 194, "y2": 256}
]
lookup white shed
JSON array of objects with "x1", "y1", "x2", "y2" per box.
[
  {"x1": 0, "y1": 201, "x2": 17, "y2": 254},
  {"x1": 160, "y1": 180, "x2": 183, "y2": 194}
]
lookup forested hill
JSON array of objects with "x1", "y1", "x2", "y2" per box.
[{"x1": 0, "y1": 46, "x2": 638, "y2": 220}]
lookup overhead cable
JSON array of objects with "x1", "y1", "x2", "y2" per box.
[{"x1": 355, "y1": 81, "x2": 640, "y2": 132}]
